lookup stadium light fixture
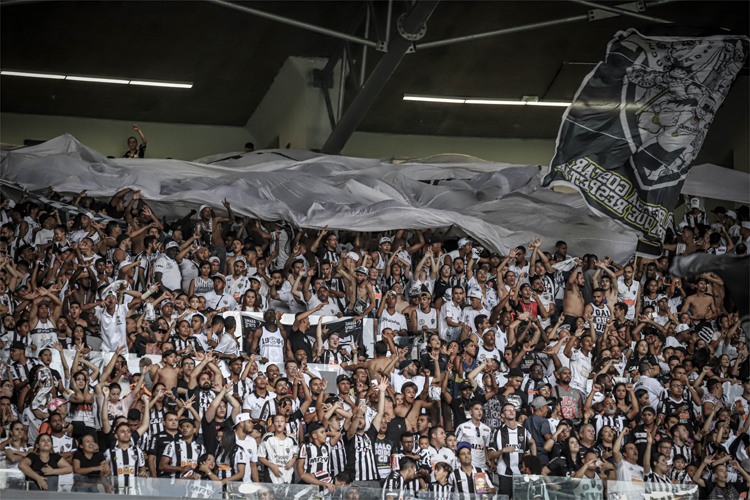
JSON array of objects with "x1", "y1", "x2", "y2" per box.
[
  {"x1": 1, "y1": 70, "x2": 192, "y2": 89},
  {"x1": 403, "y1": 94, "x2": 571, "y2": 107}
]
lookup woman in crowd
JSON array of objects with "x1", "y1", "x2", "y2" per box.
[
  {"x1": 214, "y1": 429, "x2": 246, "y2": 487},
  {"x1": 18, "y1": 433, "x2": 72, "y2": 490},
  {"x1": 3, "y1": 421, "x2": 30, "y2": 470},
  {"x1": 72, "y1": 433, "x2": 108, "y2": 492}
]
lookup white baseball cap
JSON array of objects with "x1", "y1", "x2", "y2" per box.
[
  {"x1": 379, "y1": 236, "x2": 392, "y2": 245},
  {"x1": 725, "y1": 210, "x2": 737, "y2": 220},
  {"x1": 468, "y1": 289, "x2": 483, "y2": 300},
  {"x1": 165, "y1": 241, "x2": 180, "y2": 250},
  {"x1": 458, "y1": 238, "x2": 472, "y2": 249},
  {"x1": 675, "y1": 323, "x2": 691, "y2": 334},
  {"x1": 689, "y1": 198, "x2": 700, "y2": 209},
  {"x1": 234, "y1": 413, "x2": 251, "y2": 427}
]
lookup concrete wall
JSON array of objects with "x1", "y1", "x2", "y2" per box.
[
  {"x1": 0, "y1": 112, "x2": 255, "y2": 161},
  {"x1": 245, "y1": 56, "x2": 344, "y2": 151},
  {"x1": 343, "y1": 131, "x2": 557, "y2": 165}
]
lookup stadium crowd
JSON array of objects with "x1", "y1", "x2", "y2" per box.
[{"x1": 0, "y1": 182, "x2": 748, "y2": 500}]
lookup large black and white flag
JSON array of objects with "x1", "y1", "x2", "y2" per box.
[{"x1": 542, "y1": 28, "x2": 748, "y2": 256}]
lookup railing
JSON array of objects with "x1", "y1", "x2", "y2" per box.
[
  {"x1": 512, "y1": 475, "x2": 701, "y2": 500},
  {"x1": 0, "y1": 471, "x2": 705, "y2": 500}
]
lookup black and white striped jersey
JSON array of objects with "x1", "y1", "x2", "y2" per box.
[
  {"x1": 327, "y1": 435, "x2": 346, "y2": 477},
  {"x1": 427, "y1": 481, "x2": 455, "y2": 500},
  {"x1": 215, "y1": 446, "x2": 248, "y2": 481},
  {"x1": 148, "y1": 406, "x2": 168, "y2": 436},
  {"x1": 645, "y1": 471, "x2": 675, "y2": 493},
  {"x1": 320, "y1": 349, "x2": 350, "y2": 366},
  {"x1": 592, "y1": 413, "x2": 628, "y2": 438},
  {"x1": 169, "y1": 335, "x2": 205, "y2": 354},
  {"x1": 450, "y1": 466, "x2": 494, "y2": 495},
  {"x1": 516, "y1": 476, "x2": 550, "y2": 500},
  {"x1": 344, "y1": 428, "x2": 379, "y2": 481},
  {"x1": 227, "y1": 378, "x2": 253, "y2": 403},
  {"x1": 489, "y1": 424, "x2": 532, "y2": 476},
  {"x1": 105, "y1": 445, "x2": 146, "y2": 490},
  {"x1": 382, "y1": 470, "x2": 420, "y2": 499},
  {"x1": 671, "y1": 442, "x2": 693, "y2": 465},
  {"x1": 187, "y1": 388, "x2": 218, "y2": 423},
  {"x1": 299, "y1": 442, "x2": 332, "y2": 485},
  {"x1": 389, "y1": 452, "x2": 421, "y2": 490},
  {"x1": 9, "y1": 358, "x2": 41, "y2": 384},
  {"x1": 161, "y1": 439, "x2": 205, "y2": 478},
  {"x1": 669, "y1": 468, "x2": 691, "y2": 484},
  {"x1": 148, "y1": 430, "x2": 181, "y2": 463}
]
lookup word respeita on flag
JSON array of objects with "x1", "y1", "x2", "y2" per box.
[{"x1": 543, "y1": 27, "x2": 748, "y2": 257}]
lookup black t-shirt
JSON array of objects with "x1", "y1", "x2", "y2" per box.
[
  {"x1": 201, "y1": 414, "x2": 231, "y2": 455},
  {"x1": 433, "y1": 279, "x2": 450, "y2": 304},
  {"x1": 630, "y1": 424, "x2": 667, "y2": 467},
  {"x1": 123, "y1": 144, "x2": 146, "y2": 159},
  {"x1": 656, "y1": 398, "x2": 696, "y2": 435},
  {"x1": 497, "y1": 389, "x2": 531, "y2": 416},
  {"x1": 444, "y1": 394, "x2": 488, "y2": 428},
  {"x1": 386, "y1": 416, "x2": 409, "y2": 443},
  {"x1": 546, "y1": 456, "x2": 577, "y2": 477},
  {"x1": 420, "y1": 353, "x2": 449, "y2": 374},
  {"x1": 133, "y1": 334, "x2": 151, "y2": 356},
  {"x1": 25, "y1": 452, "x2": 62, "y2": 478},
  {"x1": 73, "y1": 449, "x2": 106, "y2": 480},
  {"x1": 288, "y1": 327, "x2": 313, "y2": 362}
]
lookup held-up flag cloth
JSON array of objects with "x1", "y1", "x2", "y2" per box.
[{"x1": 543, "y1": 27, "x2": 748, "y2": 257}]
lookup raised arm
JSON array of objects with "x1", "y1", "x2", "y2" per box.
[{"x1": 612, "y1": 427, "x2": 629, "y2": 465}]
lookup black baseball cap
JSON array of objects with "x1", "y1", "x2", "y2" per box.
[{"x1": 9, "y1": 341, "x2": 26, "y2": 351}]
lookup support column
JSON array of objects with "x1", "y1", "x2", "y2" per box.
[{"x1": 321, "y1": 0, "x2": 440, "y2": 155}]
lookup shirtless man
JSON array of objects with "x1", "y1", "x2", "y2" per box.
[
  {"x1": 592, "y1": 260, "x2": 619, "y2": 310},
  {"x1": 681, "y1": 278, "x2": 717, "y2": 321},
  {"x1": 195, "y1": 200, "x2": 235, "y2": 249},
  {"x1": 149, "y1": 349, "x2": 180, "y2": 391},
  {"x1": 391, "y1": 283, "x2": 410, "y2": 314},
  {"x1": 395, "y1": 373, "x2": 438, "y2": 433},
  {"x1": 344, "y1": 329, "x2": 399, "y2": 382},
  {"x1": 564, "y1": 259, "x2": 585, "y2": 318},
  {"x1": 342, "y1": 266, "x2": 376, "y2": 321},
  {"x1": 66, "y1": 267, "x2": 97, "y2": 319}
]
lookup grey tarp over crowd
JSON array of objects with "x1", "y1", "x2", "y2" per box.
[{"x1": 1, "y1": 134, "x2": 639, "y2": 262}]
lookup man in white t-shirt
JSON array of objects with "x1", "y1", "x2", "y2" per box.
[
  {"x1": 89, "y1": 287, "x2": 131, "y2": 352},
  {"x1": 304, "y1": 283, "x2": 341, "y2": 317},
  {"x1": 204, "y1": 274, "x2": 238, "y2": 311},
  {"x1": 234, "y1": 413, "x2": 260, "y2": 482},
  {"x1": 613, "y1": 428, "x2": 644, "y2": 496},
  {"x1": 633, "y1": 362, "x2": 665, "y2": 408},
  {"x1": 461, "y1": 289, "x2": 490, "y2": 335},
  {"x1": 563, "y1": 326, "x2": 594, "y2": 395},
  {"x1": 153, "y1": 242, "x2": 183, "y2": 291},
  {"x1": 378, "y1": 291, "x2": 408, "y2": 339},
  {"x1": 438, "y1": 286, "x2": 466, "y2": 342},
  {"x1": 33, "y1": 213, "x2": 56, "y2": 251}
]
